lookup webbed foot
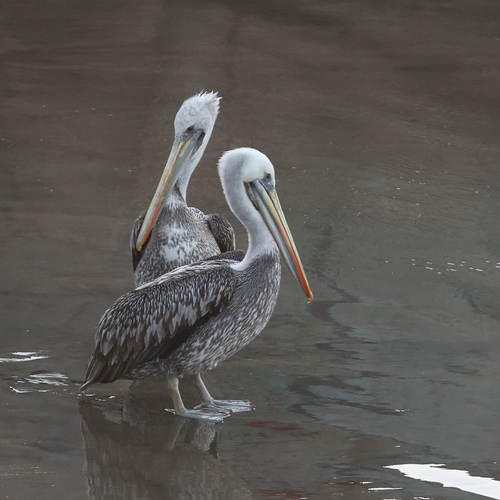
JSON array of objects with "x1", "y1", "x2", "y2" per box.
[
  {"x1": 165, "y1": 406, "x2": 231, "y2": 423},
  {"x1": 195, "y1": 399, "x2": 255, "y2": 414}
]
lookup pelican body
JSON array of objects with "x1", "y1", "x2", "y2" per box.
[
  {"x1": 132, "y1": 91, "x2": 236, "y2": 286},
  {"x1": 82, "y1": 148, "x2": 313, "y2": 422}
]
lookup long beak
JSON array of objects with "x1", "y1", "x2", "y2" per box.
[
  {"x1": 135, "y1": 135, "x2": 199, "y2": 251},
  {"x1": 250, "y1": 180, "x2": 313, "y2": 302}
]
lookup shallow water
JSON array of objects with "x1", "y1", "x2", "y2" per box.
[{"x1": 1, "y1": 0, "x2": 500, "y2": 498}]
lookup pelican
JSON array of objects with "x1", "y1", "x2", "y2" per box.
[
  {"x1": 81, "y1": 148, "x2": 313, "y2": 422},
  {"x1": 132, "y1": 91, "x2": 238, "y2": 287}
]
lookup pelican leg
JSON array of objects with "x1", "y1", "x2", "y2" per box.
[
  {"x1": 165, "y1": 376, "x2": 228, "y2": 423},
  {"x1": 192, "y1": 373, "x2": 255, "y2": 414}
]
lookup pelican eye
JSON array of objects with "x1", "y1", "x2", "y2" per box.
[
  {"x1": 261, "y1": 172, "x2": 274, "y2": 189},
  {"x1": 186, "y1": 125, "x2": 194, "y2": 133}
]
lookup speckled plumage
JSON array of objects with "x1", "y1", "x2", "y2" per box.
[
  {"x1": 132, "y1": 188, "x2": 236, "y2": 286},
  {"x1": 82, "y1": 251, "x2": 280, "y2": 388}
]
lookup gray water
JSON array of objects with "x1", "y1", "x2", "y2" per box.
[{"x1": 1, "y1": 1, "x2": 500, "y2": 499}]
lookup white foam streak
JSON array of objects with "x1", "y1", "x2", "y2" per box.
[{"x1": 386, "y1": 463, "x2": 500, "y2": 499}]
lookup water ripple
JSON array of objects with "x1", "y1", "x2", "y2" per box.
[{"x1": 0, "y1": 351, "x2": 49, "y2": 363}]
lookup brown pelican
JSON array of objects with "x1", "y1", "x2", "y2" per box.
[
  {"x1": 81, "y1": 148, "x2": 313, "y2": 422},
  {"x1": 132, "y1": 91, "x2": 238, "y2": 287}
]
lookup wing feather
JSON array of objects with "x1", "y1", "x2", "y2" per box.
[
  {"x1": 189, "y1": 207, "x2": 236, "y2": 253},
  {"x1": 82, "y1": 260, "x2": 236, "y2": 388},
  {"x1": 204, "y1": 250, "x2": 245, "y2": 262},
  {"x1": 205, "y1": 213, "x2": 236, "y2": 253},
  {"x1": 130, "y1": 210, "x2": 147, "y2": 271}
]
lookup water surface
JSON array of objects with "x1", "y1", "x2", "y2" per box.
[{"x1": 1, "y1": 1, "x2": 500, "y2": 498}]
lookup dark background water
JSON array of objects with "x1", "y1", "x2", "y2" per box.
[{"x1": 1, "y1": 1, "x2": 500, "y2": 499}]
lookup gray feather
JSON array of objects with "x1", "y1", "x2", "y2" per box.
[{"x1": 82, "y1": 260, "x2": 237, "y2": 388}]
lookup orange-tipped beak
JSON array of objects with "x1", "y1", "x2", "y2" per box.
[{"x1": 249, "y1": 180, "x2": 313, "y2": 302}]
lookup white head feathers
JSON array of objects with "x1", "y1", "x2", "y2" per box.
[{"x1": 174, "y1": 91, "x2": 220, "y2": 137}]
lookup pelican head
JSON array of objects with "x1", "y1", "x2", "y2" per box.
[
  {"x1": 173, "y1": 92, "x2": 220, "y2": 190},
  {"x1": 218, "y1": 148, "x2": 313, "y2": 302},
  {"x1": 136, "y1": 91, "x2": 221, "y2": 251}
]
